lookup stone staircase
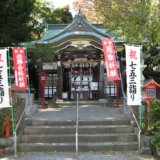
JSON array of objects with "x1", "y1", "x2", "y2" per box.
[{"x1": 18, "y1": 118, "x2": 138, "y2": 152}]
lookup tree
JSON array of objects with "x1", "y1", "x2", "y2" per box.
[
  {"x1": 28, "y1": 0, "x2": 73, "y2": 63},
  {"x1": 30, "y1": 0, "x2": 53, "y2": 39},
  {"x1": 47, "y1": 6, "x2": 73, "y2": 24},
  {"x1": 0, "y1": 0, "x2": 73, "y2": 46},
  {"x1": 73, "y1": 0, "x2": 102, "y2": 23},
  {"x1": 31, "y1": 0, "x2": 73, "y2": 39},
  {"x1": 28, "y1": 3, "x2": 73, "y2": 67},
  {"x1": 94, "y1": 0, "x2": 160, "y2": 70},
  {"x1": 27, "y1": 44, "x2": 55, "y2": 68},
  {"x1": 0, "y1": 0, "x2": 35, "y2": 46}
]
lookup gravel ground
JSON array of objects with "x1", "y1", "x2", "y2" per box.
[{"x1": 0, "y1": 151, "x2": 157, "y2": 160}]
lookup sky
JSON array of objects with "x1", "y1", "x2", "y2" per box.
[
  {"x1": 46, "y1": 0, "x2": 76, "y2": 16},
  {"x1": 46, "y1": 0, "x2": 75, "y2": 8}
]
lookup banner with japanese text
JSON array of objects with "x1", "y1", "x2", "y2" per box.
[
  {"x1": 12, "y1": 48, "x2": 28, "y2": 90},
  {"x1": 125, "y1": 45, "x2": 141, "y2": 105},
  {"x1": 0, "y1": 49, "x2": 10, "y2": 108},
  {"x1": 102, "y1": 38, "x2": 120, "y2": 81}
]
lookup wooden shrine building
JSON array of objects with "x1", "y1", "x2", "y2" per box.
[{"x1": 29, "y1": 12, "x2": 125, "y2": 101}]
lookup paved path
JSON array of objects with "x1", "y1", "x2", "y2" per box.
[
  {"x1": 2, "y1": 152, "x2": 156, "y2": 160},
  {"x1": 32, "y1": 104, "x2": 128, "y2": 121}
]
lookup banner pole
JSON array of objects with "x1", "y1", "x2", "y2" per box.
[
  {"x1": 24, "y1": 47, "x2": 32, "y2": 116},
  {"x1": 24, "y1": 47, "x2": 31, "y2": 94},
  {"x1": 139, "y1": 46, "x2": 143, "y2": 128},
  {"x1": 7, "y1": 48, "x2": 15, "y2": 134},
  {"x1": 114, "y1": 41, "x2": 125, "y2": 105},
  {"x1": 25, "y1": 47, "x2": 31, "y2": 96}
]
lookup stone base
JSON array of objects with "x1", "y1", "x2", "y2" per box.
[{"x1": 56, "y1": 99, "x2": 64, "y2": 104}]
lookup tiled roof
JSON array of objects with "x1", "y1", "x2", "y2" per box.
[{"x1": 21, "y1": 12, "x2": 125, "y2": 46}]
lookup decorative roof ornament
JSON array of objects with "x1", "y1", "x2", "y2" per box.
[
  {"x1": 75, "y1": 7, "x2": 86, "y2": 20},
  {"x1": 78, "y1": 8, "x2": 81, "y2": 15},
  {"x1": 78, "y1": 2, "x2": 82, "y2": 14}
]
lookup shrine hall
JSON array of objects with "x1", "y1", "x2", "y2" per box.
[{"x1": 27, "y1": 12, "x2": 125, "y2": 101}]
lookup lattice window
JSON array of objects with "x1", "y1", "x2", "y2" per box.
[{"x1": 45, "y1": 74, "x2": 57, "y2": 98}]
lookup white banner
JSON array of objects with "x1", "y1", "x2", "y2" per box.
[
  {"x1": 0, "y1": 49, "x2": 10, "y2": 108},
  {"x1": 125, "y1": 45, "x2": 141, "y2": 105}
]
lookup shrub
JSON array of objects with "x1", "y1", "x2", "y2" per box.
[
  {"x1": 149, "y1": 99, "x2": 160, "y2": 154},
  {"x1": 0, "y1": 111, "x2": 6, "y2": 137}
]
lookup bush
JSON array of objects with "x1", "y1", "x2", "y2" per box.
[
  {"x1": 0, "y1": 111, "x2": 6, "y2": 137},
  {"x1": 149, "y1": 99, "x2": 160, "y2": 154}
]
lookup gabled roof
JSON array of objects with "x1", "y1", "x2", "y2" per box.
[
  {"x1": 23, "y1": 11, "x2": 125, "y2": 50},
  {"x1": 143, "y1": 78, "x2": 160, "y2": 88},
  {"x1": 44, "y1": 12, "x2": 111, "y2": 42}
]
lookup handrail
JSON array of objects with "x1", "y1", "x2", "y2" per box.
[
  {"x1": 13, "y1": 94, "x2": 32, "y2": 157},
  {"x1": 76, "y1": 92, "x2": 79, "y2": 159},
  {"x1": 129, "y1": 105, "x2": 141, "y2": 132},
  {"x1": 14, "y1": 95, "x2": 32, "y2": 132},
  {"x1": 123, "y1": 94, "x2": 141, "y2": 151}
]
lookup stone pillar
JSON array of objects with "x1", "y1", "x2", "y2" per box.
[{"x1": 57, "y1": 61, "x2": 63, "y2": 99}]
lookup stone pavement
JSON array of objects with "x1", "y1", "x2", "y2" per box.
[
  {"x1": 1, "y1": 152, "x2": 156, "y2": 160},
  {"x1": 32, "y1": 104, "x2": 128, "y2": 121}
]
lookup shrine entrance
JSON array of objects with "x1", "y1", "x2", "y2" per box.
[{"x1": 62, "y1": 60, "x2": 100, "y2": 100}]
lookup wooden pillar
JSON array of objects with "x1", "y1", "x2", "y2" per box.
[
  {"x1": 80, "y1": 62, "x2": 83, "y2": 99},
  {"x1": 57, "y1": 61, "x2": 63, "y2": 99},
  {"x1": 38, "y1": 76, "x2": 42, "y2": 99},
  {"x1": 70, "y1": 64, "x2": 73, "y2": 99},
  {"x1": 99, "y1": 60, "x2": 105, "y2": 99},
  {"x1": 115, "y1": 80, "x2": 120, "y2": 107},
  {"x1": 89, "y1": 62, "x2": 92, "y2": 99}
]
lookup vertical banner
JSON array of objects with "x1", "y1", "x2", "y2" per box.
[
  {"x1": 102, "y1": 38, "x2": 120, "y2": 81},
  {"x1": 0, "y1": 49, "x2": 10, "y2": 108},
  {"x1": 125, "y1": 45, "x2": 141, "y2": 105},
  {"x1": 12, "y1": 48, "x2": 28, "y2": 90}
]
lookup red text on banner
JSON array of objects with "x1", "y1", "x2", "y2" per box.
[
  {"x1": 102, "y1": 39, "x2": 120, "y2": 81},
  {"x1": 12, "y1": 48, "x2": 28, "y2": 90}
]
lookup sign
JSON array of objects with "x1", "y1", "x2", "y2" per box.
[
  {"x1": 102, "y1": 38, "x2": 120, "y2": 81},
  {"x1": 0, "y1": 49, "x2": 10, "y2": 108},
  {"x1": 62, "y1": 92, "x2": 68, "y2": 99},
  {"x1": 125, "y1": 45, "x2": 141, "y2": 105},
  {"x1": 43, "y1": 62, "x2": 57, "y2": 70},
  {"x1": 12, "y1": 48, "x2": 28, "y2": 90},
  {"x1": 90, "y1": 82, "x2": 98, "y2": 90},
  {"x1": 38, "y1": 71, "x2": 48, "y2": 87}
]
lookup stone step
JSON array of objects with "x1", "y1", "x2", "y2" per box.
[
  {"x1": 21, "y1": 133, "x2": 137, "y2": 143},
  {"x1": 55, "y1": 100, "x2": 106, "y2": 105},
  {"x1": 18, "y1": 142, "x2": 138, "y2": 152},
  {"x1": 26, "y1": 119, "x2": 130, "y2": 126},
  {"x1": 5, "y1": 147, "x2": 14, "y2": 156},
  {"x1": 54, "y1": 99, "x2": 124, "y2": 106},
  {"x1": 19, "y1": 113, "x2": 138, "y2": 153},
  {"x1": 24, "y1": 125, "x2": 134, "y2": 135}
]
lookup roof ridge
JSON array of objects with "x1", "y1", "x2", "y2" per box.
[{"x1": 45, "y1": 13, "x2": 110, "y2": 42}]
